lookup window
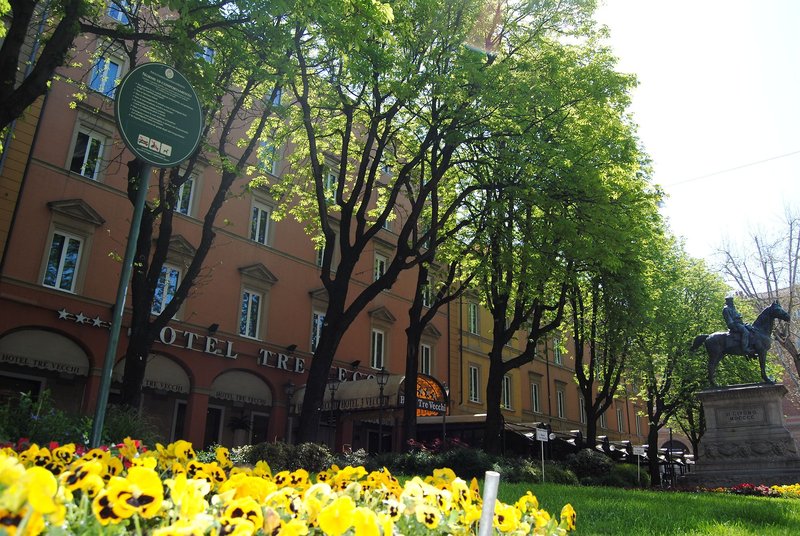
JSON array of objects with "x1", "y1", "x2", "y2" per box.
[
  {"x1": 579, "y1": 397, "x2": 587, "y2": 424},
  {"x1": 107, "y1": 1, "x2": 130, "y2": 23},
  {"x1": 152, "y1": 264, "x2": 181, "y2": 315},
  {"x1": 531, "y1": 382, "x2": 541, "y2": 413},
  {"x1": 419, "y1": 344, "x2": 431, "y2": 375},
  {"x1": 197, "y1": 45, "x2": 215, "y2": 63},
  {"x1": 269, "y1": 87, "x2": 282, "y2": 107},
  {"x1": 323, "y1": 168, "x2": 337, "y2": 204},
  {"x1": 311, "y1": 311, "x2": 325, "y2": 353},
  {"x1": 258, "y1": 140, "x2": 278, "y2": 175},
  {"x1": 617, "y1": 407, "x2": 625, "y2": 433},
  {"x1": 421, "y1": 278, "x2": 433, "y2": 308},
  {"x1": 468, "y1": 365, "x2": 480, "y2": 403},
  {"x1": 239, "y1": 288, "x2": 262, "y2": 339},
  {"x1": 553, "y1": 338, "x2": 563, "y2": 365},
  {"x1": 501, "y1": 375, "x2": 512, "y2": 409},
  {"x1": 374, "y1": 253, "x2": 387, "y2": 281},
  {"x1": 381, "y1": 217, "x2": 392, "y2": 231},
  {"x1": 43, "y1": 232, "x2": 82, "y2": 292},
  {"x1": 316, "y1": 246, "x2": 325, "y2": 268},
  {"x1": 70, "y1": 131, "x2": 104, "y2": 180},
  {"x1": 250, "y1": 201, "x2": 271, "y2": 245},
  {"x1": 175, "y1": 176, "x2": 195, "y2": 215},
  {"x1": 89, "y1": 56, "x2": 120, "y2": 97},
  {"x1": 635, "y1": 414, "x2": 642, "y2": 436},
  {"x1": 556, "y1": 385, "x2": 566, "y2": 419},
  {"x1": 599, "y1": 411, "x2": 607, "y2": 429},
  {"x1": 467, "y1": 302, "x2": 479, "y2": 334},
  {"x1": 370, "y1": 329, "x2": 385, "y2": 369}
]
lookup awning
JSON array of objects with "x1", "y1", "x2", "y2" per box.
[
  {"x1": 0, "y1": 329, "x2": 89, "y2": 376},
  {"x1": 211, "y1": 370, "x2": 272, "y2": 406},
  {"x1": 291, "y1": 373, "x2": 447, "y2": 415},
  {"x1": 113, "y1": 354, "x2": 190, "y2": 394}
]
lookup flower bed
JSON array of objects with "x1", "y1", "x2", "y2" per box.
[
  {"x1": 703, "y1": 482, "x2": 800, "y2": 499},
  {"x1": 0, "y1": 438, "x2": 576, "y2": 535}
]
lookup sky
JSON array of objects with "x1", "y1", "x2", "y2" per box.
[{"x1": 593, "y1": 0, "x2": 800, "y2": 264}]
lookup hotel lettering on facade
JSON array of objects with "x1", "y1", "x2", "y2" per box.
[{"x1": 0, "y1": 7, "x2": 647, "y2": 452}]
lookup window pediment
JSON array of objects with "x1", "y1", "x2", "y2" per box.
[
  {"x1": 239, "y1": 263, "x2": 278, "y2": 286},
  {"x1": 422, "y1": 323, "x2": 441, "y2": 339},
  {"x1": 368, "y1": 306, "x2": 396, "y2": 324},
  {"x1": 167, "y1": 235, "x2": 196, "y2": 258},
  {"x1": 47, "y1": 199, "x2": 105, "y2": 226}
]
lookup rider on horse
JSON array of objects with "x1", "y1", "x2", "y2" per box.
[{"x1": 723, "y1": 296, "x2": 753, "y2": 354}]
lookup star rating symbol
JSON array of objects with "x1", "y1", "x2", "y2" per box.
[
  {"x1": 74, "y1": 312, "x2": 87, "y2": 324},
  {"x1": 57, "y1": 308, "x2": 71, "y2": 320}
]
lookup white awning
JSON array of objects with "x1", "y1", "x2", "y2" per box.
[
  {"x1": 113, "y1": 354, "x2": 190, "y2": 394},
  {"x1": 211, "y1": 370, "x2": 272, "y2": 406},
  {"x1": 0, "y1": 329, "x2": 89, "y2": 376}
]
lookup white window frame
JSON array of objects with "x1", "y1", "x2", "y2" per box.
[
  {"x1": 617, "y1": 407, "x2": 625, "y2": 433},
  {"x1": 311, "y1": 310, "x2": 325, "y2": 353},
  {"x1": 175, "y1": 176, "x2": 195, "y2": 216},
  {"x1": 556, "y1": 387, "x2": 566, "y2": 419},
  {"x1": 239, "y1": 288, "x2": 263, "y2": 339},
  {"x1": 89, "y1": 55, "x2": 121, "y2": 97},
  {"x1": 467, "y1": 302, "x2": 479, "y2": 334},
  {"x1": 69, "y1": 130, "x2": 105, "y2": 180},
  {"x1": 531, "y1": 382, "x2": 541, "y2": 413},
  {"x1": 419, "y1": 343, "x2": 432, "y2": 375},
  {"x1": 370, "y1": 328, "x2": 385, "y2": 369},
  {"x1": 43, "y1": 231, "x2": 83, "y2": 293},
  {"x1": 250, "y1": 201, "x2": 272, "y2": 246},
  {"x1": 374, "y1": 253, "x2": 387, "y2": 281},
  {"x1": 421, "y1": 277, "x2": 433, "y2": 308},
  {"x1": 501, "y1": 375, "x2": 512, "y2": 409},
  {"x1": 151, "y1": 263, "x2": 181, "y2": 315},
  {"x1": 107, "y1": 1, "x2": 130, "y2": 23},
  {"x1": 468, "y1": 365, "x2": 480, "y2": 403},
  {"x1": 599, "y1": 411, "x2": 607, "y2": 429},
  {"x1": 636, "y1": 414, "x2": 642, "y2": 436},
  {"x1": 553, "y1": 338, "x2": 563, "y2": 365},
  {"x1": 258, "y1": 140, "x2": 279, "y2": 175}
]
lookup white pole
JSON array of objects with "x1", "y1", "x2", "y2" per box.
[
  {"x1": 478, "y1": 471, "x2": 500, "y2": 536},
  {"x1": 541, "y1": 439, "x2": 545, "y2": 482},
  {"x1": 637, "y1": 454, "x2": 640, "y2": 485}
]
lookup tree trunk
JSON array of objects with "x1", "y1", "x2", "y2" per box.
[
  {"x1": 482, "y1": 349, "x2": 506, "y2": 454},
  {"x1": 646, "y1": 425, "x2": 661, "y2": 487},
  {"x1": 402, "y1": 324, "x2": 422, "y2": 450}
]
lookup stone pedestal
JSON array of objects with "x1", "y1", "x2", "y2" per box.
[{"x1": 690, "y1": 383, "x2": 800, "y2": 487}]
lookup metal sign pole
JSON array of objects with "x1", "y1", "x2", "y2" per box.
[{"x1": 90, "y1": 163, "x2": 152, "y2": 447}]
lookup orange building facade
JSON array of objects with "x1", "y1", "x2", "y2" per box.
[{"x1": 0, "y1": 8, "x2": 650, "y2": 454}]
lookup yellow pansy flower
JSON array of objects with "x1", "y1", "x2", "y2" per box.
[
  {"x1": 494, "y1": 501, "x2": 521, "y2": 532},
  {"x1": 151, "y1": 514, "x2": 215, "y2": 535},
  {"x1": 26, "y1": 466, "x2": 59, "y2": 515},
  {"x1": 223, "y1": 496, "x2": 264, "y2": 529},
  {"x1": 164, "y1": 473, "x2": 210, "y2": 518},
  {"x1": 515, "y1": 491, "x2": 538, "y2": 514},
  {"x1": 278, "y1": 517, "x2": 310, "y2": 536},
  {"x1": 318, "y1": 495, "x2": 356, "y2": 536},
  {"x1": 560, "y1": 503, "x2": 576, "y2": 531},
  {"x1": 353, "y1": 506, "x2": 380, "y2": 536},
  {"x1": 415, "y1": 503, "x2": 441, "y2": 529}
]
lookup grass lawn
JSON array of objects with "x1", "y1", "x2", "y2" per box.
[{"x1": 498, "y1": 482, "x2": 800, "y2": 535}]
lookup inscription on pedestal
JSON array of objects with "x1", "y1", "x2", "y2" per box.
[{"x1": 717, "y1": 406, "x2": 764, "y2": 427}]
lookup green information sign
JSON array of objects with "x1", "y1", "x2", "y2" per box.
[{"x1": 115, "y1": 63, "x2": 203, "y2": 167}]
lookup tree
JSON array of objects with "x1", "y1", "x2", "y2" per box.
[
  {"x1": 277, "y1": 0, "x2": 505, "y2": 443},
  {"x1": 114, "y1": 3, "x2": 291, "y2": 406},
  {"x1": 630, "y1": 239, "x2": 728, "y2": 485},
  {"x1": 0, "y1": 0, "x2": 88, "y2": 138},
  {"x1": 717, "y1": 208, "x2": 800, "y2": 394}
]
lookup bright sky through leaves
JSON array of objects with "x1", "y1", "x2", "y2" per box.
[{"x1": 595, "y1": 0, "x2": 800, "y2": 261}]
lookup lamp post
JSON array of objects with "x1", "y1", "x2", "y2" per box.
[
  {"x1": 441, "y1": 381, "x2": 449, "y2": 446},
  {"x1": 667, "y1": 426, "x2": 674, "y2": 487},
  {"x1": 376, "y1": 367, "x2": 389, "y2": 453},
  {"x1": 284, "y1": 381, "x2": 295, "y2": 444}
]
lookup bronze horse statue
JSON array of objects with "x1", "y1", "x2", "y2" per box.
[{"x1": 691, "y1": 301, "x2": 790, "y2": 386}]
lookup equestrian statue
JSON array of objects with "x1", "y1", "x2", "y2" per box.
[{"x1": 691, "y1": 298, "x2": 790, "y2": 386}]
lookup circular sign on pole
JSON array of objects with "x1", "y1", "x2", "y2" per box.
[{"x1": 115, "y1": 63, "x2": 203, "y2": 167}]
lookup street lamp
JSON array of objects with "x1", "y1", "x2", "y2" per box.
[
  {"x1": 375, "y1": 367, "x2": 390, "y2": 453},
  {"x1": 284, "y1": 381, "x2": 295, "y2": 444},
  {"x1": 441, "y1": 381, "x2": 449, "y2": 446}
]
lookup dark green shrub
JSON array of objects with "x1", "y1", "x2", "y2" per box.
[
  {"x1": 379, "y1": 449, "x2": 434, "y2": 475},
  {"x1": 566, "y1": 448, "x2": 614, "y2": 481},
  {"x1": 597, "y1": 463, "x2": 649, "y2": 488},
  {"x1": 246, "y1": 441, "x2": 294, "y2": 470},
  {"x1": 335, "y1": 448, "x2": 377, "y2": 472},
  {"x1": 291, "y1": 442, "x2": 333, "y2": 472},
  {"x1": 101, "y1": 404, "x2": 161, "y2": 446},
  {"x1": 437, "y1": 447, "x2": 499, "y2": 480},
  {"x1": 541, "y1": 461, "x2": 579, "y2": 485},
  {"x1": 0, "y1": 390, "x2": 91, "y2": 445}
]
